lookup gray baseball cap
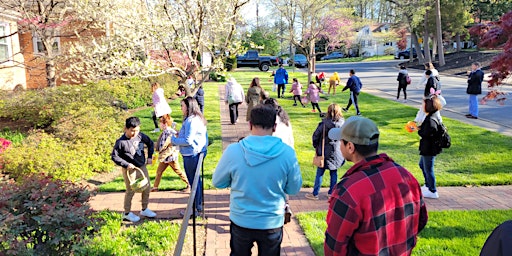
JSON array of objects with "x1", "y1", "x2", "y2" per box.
[{"x1": 328, "y1": 116, "x2": 380, "y2": 145}]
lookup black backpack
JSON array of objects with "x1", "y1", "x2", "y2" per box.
[{"x1": 433, "y1": 118, "x2": 451, "y2": 149}]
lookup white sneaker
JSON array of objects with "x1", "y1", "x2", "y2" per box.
[
  {"x1": 151, "y1": 128, "x2": 160, "y2": 133},
  {"x1": 420, "y1": 185, "x2": 429, "y2": 193},
  {"x1": 140, "y1": 208, "x2": 157, "y2": 218},
  {"x1": 422, "y1": 189, "x2": 439, "y2": 199},
  {"x1": 123, "y1": 212, "x2": 140, "y2": 222}
]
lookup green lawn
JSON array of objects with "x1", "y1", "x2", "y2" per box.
[
  {"x1": 101, "y1": 68, "x2": 512, "y2": 191},
  {"x1": 297, "y1": 209, "x2": 512, "y2": 256}
]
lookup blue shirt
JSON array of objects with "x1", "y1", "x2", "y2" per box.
[
  {"x1": 212, "y1": 135, "x2": 302, "y2": 229},
  {"x1": 172, "y1": 115, "x2": 207, "y2": 156},
  {"x1": 274, "y1": 67, "x2": 288, "y2": 85}
]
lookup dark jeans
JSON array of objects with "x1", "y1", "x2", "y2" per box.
[
  {"x1": 311, "y1": 102, "x2": 321, "y2": 113},
  {"x1": 397, "y1": 85, "x2": 407, "y2": 99},
  {"x1": 293, "y1": 95, "x2": 304, "y2": 106},
  {"x1": 230, "y1": 221, "x2": 283, "y2": 256},
  {"x1": 419, "y1": 155, "x2": 436, "y2": 193},
  {"x1": 346, "y1": 91, "x2": 360, "y2": 114},
  {"x1": 277, "y1": 84, "x2": 285, "y2": 98},
  {"x1": 152, "y1": 111, "x2": 159, "y2": 129},
  {"x1": 183, "y1": 153, "x2": 205, "y2": 211},
  {"x1": 229, "y1": 103, "x2": 241, "y2": 124}
]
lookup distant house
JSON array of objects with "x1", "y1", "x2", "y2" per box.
[
  {"x1": 0, "y1": 11, "x2": 26, "y2": 90},
  {"x1": 355, "y1": 23, "x2": 408, "y2": 57}
]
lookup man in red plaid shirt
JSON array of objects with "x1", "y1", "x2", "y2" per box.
[{"x1": 325, "y1": 116, "x2": 428, "y2": 255}]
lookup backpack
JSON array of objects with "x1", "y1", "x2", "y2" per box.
[
  {"x1": 433, "y1": 118, "x2": 451, "y2": 149},
  {"x1": 406, "y1": 75, "x2": 411, "y2": 85}
]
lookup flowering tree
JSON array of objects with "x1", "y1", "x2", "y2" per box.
[
  {"x1": 64, "y1": 0, "x2": 249, "y2": 96},
  {"x1": 470, "y1": 11, "x2": 512, "y2": 104},
  {"x1": 270, "y1": 0, "x2": 355, "y2": 82}
]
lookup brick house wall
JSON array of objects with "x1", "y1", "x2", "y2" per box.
[{"x1": 19, "y1": 20, "x2": 106, "y2": 89}]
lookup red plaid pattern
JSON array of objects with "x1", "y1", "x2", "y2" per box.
[{"x1": 324, "y1": 154, "x2": 428, "y2": 256}]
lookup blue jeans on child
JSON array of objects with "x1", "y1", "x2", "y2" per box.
[
  {"x1": 230, "y1": 221, "x2": 283, "y2": 256},
  {"x1": 419, "y1": 155, "x2": 436, "y2": 193},
  {"x1": 312, "y1": 167, "x2": 338, "y2": 196}
]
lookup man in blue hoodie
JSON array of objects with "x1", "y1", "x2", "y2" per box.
[
  {"x1": 274, "y1": 64, "x2": 289, "y2": 98},
  {"x1": 213, "y1": 105, "x2": 302, "y2": 255},
  {"x1": 342, "y1": 69, "x2": 363, "y2": 115}
]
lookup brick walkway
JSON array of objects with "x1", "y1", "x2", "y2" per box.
[{"x1": 89, "y1": 84, "x2": 512, "y2": 256}]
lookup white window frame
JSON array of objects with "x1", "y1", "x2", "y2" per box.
[
  {"x1": 0, "y1": 22, "x2": 12, "y2": 64},
  {"x1": 32, "y1": 33, "x2": 60, "y2": 54}
]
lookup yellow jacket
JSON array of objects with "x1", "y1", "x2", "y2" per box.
[{"x1": 329, "y1": 72, "x2": 341, "y2": 84}]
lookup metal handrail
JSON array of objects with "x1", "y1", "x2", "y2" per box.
[{"x1": 173, "y1": 152, "x2": 204, "y2": 256}]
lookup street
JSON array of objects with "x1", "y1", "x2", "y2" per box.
[{"x1": 314, "y1": 60, "x2": 512, "y2": 136}]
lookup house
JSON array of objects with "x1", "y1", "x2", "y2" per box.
[
  {"x1": 0, "y1": 10, "x2": 106, "y2": 90},
  {"x1": 355, "y1": 23, "x2": 409, "y2": 57},
  {"x1": 0, "y1": 11, "x2": 26, "y2": 90}
]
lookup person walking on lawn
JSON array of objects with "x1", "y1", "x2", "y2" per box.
[
  {"x1": 328, "y1": 72, "x2": 341, "y2": 95},
  {"x1": 342, "y1": 69, "x2": 363, "y2": 115},
  {"x1": 324, "y1": 116, "x2": 428, "y2": 256},
  {"x1": 305, "y1": 103, "x2": 345, "y2": 200},
  {"x1": 274, "y1": 64, "x2": 288, "y2": 98},
  {"x1": 290, "y1": 78, "x2": 306, "y2": 107}
]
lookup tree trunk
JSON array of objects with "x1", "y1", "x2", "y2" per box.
[
  {"x1": 435, "y1": 0, "x2": 445, "y2": 66},
  {"x1": 46, "y1": 59, "x2": 56, "y2": 87},
  {"x1": 423, "y1": 9, "x2": 432, "y2": 64},
  {"x1": 456, "y1": 33, "x2": 461, "y2": 52},
  {"x1": 411, "y1": 32, "x2": 425, "y2": 64}
]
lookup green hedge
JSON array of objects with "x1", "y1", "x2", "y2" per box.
[{"x1": 0, "y1": 74, "x2": 179, "y2": 181}]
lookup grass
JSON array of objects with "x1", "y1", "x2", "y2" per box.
[
  {"x1": 76, "y1": 211, "x2": 205, "y2": 255},
  {"x1": 297, "y1": 209, "x2": 512, "y2": 256},
  {"x1": 0, "y1": 129, "x2": 25, "y2": 146},
  {"x1": 101, "y1": 67, "x2": 512, "y2": 191}
]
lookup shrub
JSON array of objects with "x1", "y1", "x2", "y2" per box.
[
  {"x1": 384, "y1": 46, "x2": 395, "y2": 55},
  {"x1": 225, "y1": 56, "x2": 237, "y2": 71},
  {"x1": 0, "y1": 174, "x2": 102, "y2": 256}
]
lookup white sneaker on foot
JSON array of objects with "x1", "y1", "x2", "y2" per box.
[
  {"x1": 305, "y1": 193, "x2": 319, "y2": 200},
  {"x1": 420, "y1": 185, "x2": 428, "y2": 193},
  {"x1": 422, "y1": 189, "x2": 439, "y2": 199},
  {"x1": 140, "y1": 208, "x2": 157, "y2": 218},
  {"x1": 123, "y1": 212, "x2": 140, "y2": 222}
]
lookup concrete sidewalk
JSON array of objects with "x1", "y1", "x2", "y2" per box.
[{"x1": 89, "y1": 83, "x2": 512, "y2": 256}]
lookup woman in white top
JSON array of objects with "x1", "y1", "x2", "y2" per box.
[
  {"x1": 151, "y1": 82, "x2": 172, "y2": 133},
  {"x1": 263, "y1": 98, "x2": 294, "y2": 148},
  {"x1": 416, "y1": 62, "x2": 440, "y2": 90},
  {"x1": 225, "y1": 78, "x2": 245, "y2": 124}
]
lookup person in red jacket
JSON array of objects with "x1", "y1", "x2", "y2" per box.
[{"x1": 324, "y1": 116, "x2": 428, "y2": 256}]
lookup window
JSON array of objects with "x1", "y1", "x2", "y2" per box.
[
  {"x1": 0, "y1": 23, "x2": 11, "y2": 62},
  {"x1": 368, "y1": 40, "x2": 373, "y2": 46},
  {"x1": 32, "y1": 33, "x2": 60, "y2": 54},
  {"x1": 361, "y1": 40, "x2": 366, "y2": 47},
  {"x1": 384, "y1": 42, "x2": 393, "y2": 46}
]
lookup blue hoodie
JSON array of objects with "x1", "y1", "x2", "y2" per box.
[{"x1": 212, "y1": 135, "x2": 302, "y2": 229}]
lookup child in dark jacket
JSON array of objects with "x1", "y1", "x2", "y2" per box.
[{"x1": 111, "y1": 116, "x2": 156, "y2": 222}]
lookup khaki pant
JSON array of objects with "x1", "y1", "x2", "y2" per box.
[
  {"x1": 328, "y1": 80, "x2": 337, "y2": 95},
  {"x1": 122, "y1": 165, "x2": 151, "y2": 213},
  {"x1": 153, "y1": 161, "x2": 190, "y2": 189}
]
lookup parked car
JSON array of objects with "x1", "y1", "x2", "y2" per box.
[
  {"x1": 289, "y1": 54, "x2": 308, "y2": 68},
  {"x1": 395, "y1": 48, "x2": 418, "y2": 59},
  {"x1": 236, "y1": 50, "x2": 280, "y2": 71},
  {"x1": 320, "y1": 52, "x2": 345, "y2": 60}
]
